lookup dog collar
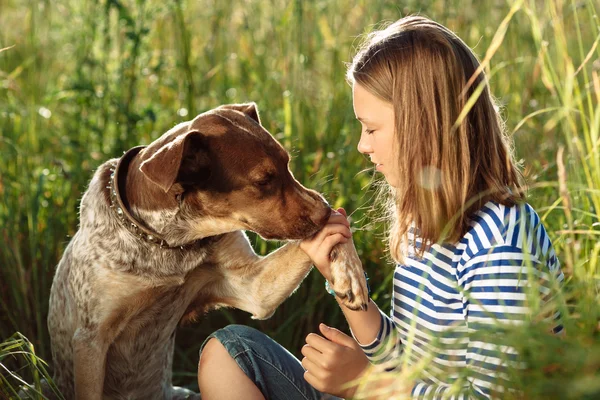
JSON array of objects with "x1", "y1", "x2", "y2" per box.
[{"x1": 108, "y1": 146, "x2": 191, "y2": 249}]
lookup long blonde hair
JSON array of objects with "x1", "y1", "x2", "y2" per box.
[{"x1": 347, "y1": 16, "x2": 525, "y2": 262}]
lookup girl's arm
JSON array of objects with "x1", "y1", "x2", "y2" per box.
[
  {"x1": 300, "y1": 208, "x2": 403, "y2": 364},
  {"x1": 299, "y1": 208, "x2": 383, "y2": 344},
  {"x1": 334, "y1": 297, "x2": 382, "y2": 345}
]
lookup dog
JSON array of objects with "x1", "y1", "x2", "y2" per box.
[{"x1": 46, "y1": 103, "x2": 369, "y2": 400}]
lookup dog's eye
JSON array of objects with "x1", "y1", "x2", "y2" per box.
[{"x1": 255, "y1": 174, "x2": 275, "y2": 187}]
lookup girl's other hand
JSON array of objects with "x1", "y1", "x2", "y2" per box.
[
  {"x1": 300, "y1": 208, "x2": 351, "y2": 282},
  {"x1": 301, "y1": 323, "x2": 370, "y2": 398}
]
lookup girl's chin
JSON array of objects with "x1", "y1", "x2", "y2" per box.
[{"x1": 375, "y1": 169, "x2": 398, "y2": 187}]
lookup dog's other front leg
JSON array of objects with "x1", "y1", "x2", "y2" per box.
[
  {"x1": 72, "y1": 328, "x2": 109, "y2": 400},
  {"x1": 210, "y1": 232, "x2": 313, "y2": 320},
  {"x1": 70, "y1": 269, "x2": 156, "y2": 400}
]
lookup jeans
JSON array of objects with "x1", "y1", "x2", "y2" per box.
[{"x1": 199, "y1": 324, "x2": 343, "y2": 400}]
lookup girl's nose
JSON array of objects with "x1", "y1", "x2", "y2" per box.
[{"x1": 357, "y1": 132, "x2": 372, "y2": 154}]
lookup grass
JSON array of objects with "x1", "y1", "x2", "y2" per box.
[{"x1": 0, "y1": 0, "x2": 599, "y2": 398}]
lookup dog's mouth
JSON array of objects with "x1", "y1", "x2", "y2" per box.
[
  {"x1": 237, "y1": 202, "x2": 331, "y2": 241},
  {"x1": 254, "y1": 218, "x2": 323, "y2": 241}
]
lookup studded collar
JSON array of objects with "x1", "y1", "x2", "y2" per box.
[{"x1": 108, "y1": 146, "x2": 194, "y2": 249}]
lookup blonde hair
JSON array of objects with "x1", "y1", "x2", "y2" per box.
[{"x1": 347, "y1": 16, "x2": 525, "y2": 262}]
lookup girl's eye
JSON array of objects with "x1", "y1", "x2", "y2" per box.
[{"x1": 365, "y1": 129, "x2": 375, "y2": 135}]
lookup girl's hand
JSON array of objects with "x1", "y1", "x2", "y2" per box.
[
  {"x1": 301, "y1": 323, "x2": 370, "y2": 398},
  {"x1": 300, "y1": 208, "x2": 351, "y2": 282}
]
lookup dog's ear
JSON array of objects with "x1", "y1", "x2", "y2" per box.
[
  {"x1": 139, "y1": 130, "x2": 210, "y2": 193},
  {"x1": 218, "y1": 102, "x2": 261, "y2": 125}
]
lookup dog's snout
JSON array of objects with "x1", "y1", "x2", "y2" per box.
[
  {"x1": 309, "y1": 189, "x2": 329, "y2": 206},
  {"x1": 307, "y1": 201, "x2": 331, "y2": 228}
]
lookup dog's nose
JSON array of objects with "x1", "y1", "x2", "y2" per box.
[
  {"x1": 310, "y1": 202, "x2": 331, "y2": 227},
  {"x1": 322, "y1": 206, "x2": 332, "y2": 225}
]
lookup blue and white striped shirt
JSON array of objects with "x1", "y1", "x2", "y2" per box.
[{"x1": 357, "y1": 201, "x2": 563, "y2": 399}]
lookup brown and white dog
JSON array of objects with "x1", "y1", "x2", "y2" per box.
[{"x1": 46, "y1": 103, "x2": 368, "y2": 400}]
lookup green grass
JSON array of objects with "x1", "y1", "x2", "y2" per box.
[{"x1": 1, "y1": 0, "x2": 599, "y2": 398}]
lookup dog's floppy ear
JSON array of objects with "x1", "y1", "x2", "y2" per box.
[
  {"x1": 218, "y1": 102, "x2": 261, "y2": 125},
  {"x1": 139, "y1": 130, "x2": 210, "y2": 193}
]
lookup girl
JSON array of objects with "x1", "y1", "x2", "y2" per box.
[{"x1": 197, "y1": 15, "x2": 563, "y2": 399}]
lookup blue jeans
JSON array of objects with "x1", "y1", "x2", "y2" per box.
[{"x1": 200, "y1": 325, "x2": 343, "y2": 400}]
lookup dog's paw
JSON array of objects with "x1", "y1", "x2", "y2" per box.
[
  {"x1": 171, "y1": 386, "x2": 200, "y2": 400},
  {"x1": 18, "y1": 380, "x2": 57, "y2": 400},
  {"x1": 329, "y1": 240, "x2": 369, "y2": 311}
]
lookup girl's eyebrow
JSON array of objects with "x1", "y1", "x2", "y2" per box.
[{"x1": 356, "y1": 116, "x2": 370, "y2": 122}]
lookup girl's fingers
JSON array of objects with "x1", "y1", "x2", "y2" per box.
[
  {"x1": 303, "y1": 224, "x2": 350, "y2": 247},
  {"x1": 310, "y1": 234, "x2": 348, "y2": 270},
  {"x1": 322, "y1": 233, "x2": 348, "y2": 251},
  {"x1": 303, "y1": 344, "x2": 337, "y2": 371},
  {"x1": 303, "y1": 370, "x2": 324, "y2": 392},
  {"x1": 320, "y1": 223, "x2": 351, "y2": 238},
  {"x1": 305, "y1": 333, "x2": 336, "y2": 354},
  {"x1": 319, "y1": 324, "x2": 358, "y2": 349},
  {"x1": 300, "y1": 213, "x2": 352, "y2": 277},
  {"x1": 301, "y1": 344, "x2": 323, "y2": 363},
  {"x1": 301, "y1": 356, "x2": 324, "y2": 378},
  {"x1": 328, "y1": 212, "x2": 350, "y2": 227},
  {"x1": 301, "y1": 230, "x2": 349, "y2": 257}
]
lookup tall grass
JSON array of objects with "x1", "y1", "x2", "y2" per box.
[
  {"x1": 0, "y1": 0, "x2": 598, "y2": 397},
  {"x1": 0, "y1": 333, "x2": 64, "y2": 400}
]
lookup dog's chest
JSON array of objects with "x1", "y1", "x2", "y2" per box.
[
  {"x1": 110, "y1": 260, "x2": 215, "y2": 340},
  {"x1": 121, "y1": 285, "x2": 190, "y2": 337},
  {"x1": 103, "y1": 284, "x2": 196, "y2": 391}
]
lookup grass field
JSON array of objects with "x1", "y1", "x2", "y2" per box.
[{"x1": 1, "y1": 0, "x2": 599, "y2": 398}]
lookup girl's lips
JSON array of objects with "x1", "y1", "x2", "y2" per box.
[{"x1": 375, "y1": 163, "x2": 383, "y2": 171}]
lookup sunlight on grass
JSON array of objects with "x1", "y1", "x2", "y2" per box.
[{"x1": 0, "y1": 0, "x2": 598, "y2": 398}]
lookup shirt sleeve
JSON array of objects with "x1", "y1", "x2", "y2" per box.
[
  {"x1": 353, "y1": 303, "x2": 403, "y2": 367},
  {"x1": 409, "y1": 244, "x2": 564, "y2": 399}
]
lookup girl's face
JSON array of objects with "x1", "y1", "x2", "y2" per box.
[{"x1": 352, "y1": 83, "x2": 398, "y2": 187}]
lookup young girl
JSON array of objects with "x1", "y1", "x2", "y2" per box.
[{"x1": 197, "y1": 16, "x2": 563, "y2": 399}]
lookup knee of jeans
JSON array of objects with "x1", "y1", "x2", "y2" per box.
[
  {"x1": 200, "y1": 325, "x2": 257, "y2": 360},
  {"x1": 221, "y1": 324, "x2": 262, "y2": 339},
  {"x1": 199, "y1": 325, "x2": 259, "y2": 375}
]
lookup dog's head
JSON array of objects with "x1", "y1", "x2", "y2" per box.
[{"x1": 132, "y1": 103, "x2": 331, "y2": 242}]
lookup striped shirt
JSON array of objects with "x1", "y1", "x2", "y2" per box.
[{"x1": 357, "y1": 201, "x2": 563, "y2": 399}]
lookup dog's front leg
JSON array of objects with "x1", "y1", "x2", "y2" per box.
[
  {"x1": 210, "y1": 232, "x2": 313, "y2": 319},
  {"x1": 245, "y1": 240, "x2": 314, "y2": 319},
  {"x1": 245, "y1": 237, "x2": 369, "y2": 314}
]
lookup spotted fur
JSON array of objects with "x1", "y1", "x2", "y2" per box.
[{"x1": 47, "y1": 103, "x2": 368, "y2": 400}]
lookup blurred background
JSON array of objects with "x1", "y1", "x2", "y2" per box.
[{"x1": 1, "y1": 0, "x2": 599, "y2": 398}]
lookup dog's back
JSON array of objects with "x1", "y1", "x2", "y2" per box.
[{"x1": 48, "y1": 239, "x2": 78, "y2": 397}]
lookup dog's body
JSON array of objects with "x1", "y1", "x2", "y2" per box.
[{"x1": 47, "y1": 104, "x2": 368, "y2": 400}]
